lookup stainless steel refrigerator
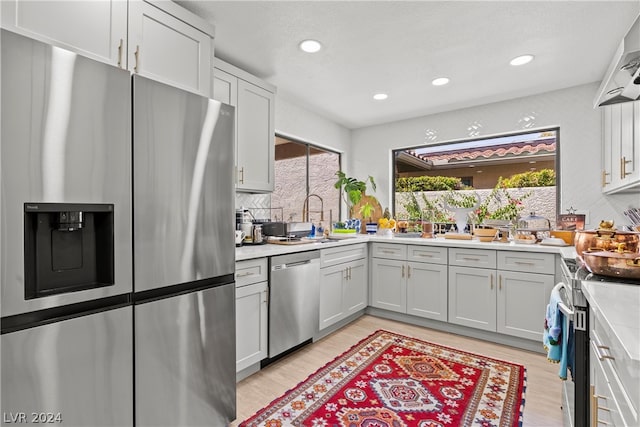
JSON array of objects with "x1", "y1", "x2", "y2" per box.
[
  {"x1": 1, "y1": 29, "x2": 236, "y2": 426},
  {"x1": 1, "y1": 30, "x2": 134, "y2": 426},
  {"x1": 132, "y1": 75, "x2": 236, "y2": 426}
]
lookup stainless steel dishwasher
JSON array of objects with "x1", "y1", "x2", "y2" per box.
[{"x1": 268, "y1": 250, "x2": 320, "y2": 358}]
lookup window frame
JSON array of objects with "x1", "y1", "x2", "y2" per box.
[{"x1": 391, "y1": 126, "x2": 561, "y2": 220}]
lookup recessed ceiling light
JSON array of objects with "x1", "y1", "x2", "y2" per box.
[
  {"x1": 373, "y1": 93, "x2": 388, "y2": 100},
  {"x1": 510, "y1": 54, "x2": 534, "y2": 66},
  {"x1": 299, "y1": 39, "x2": 322, "y2": 53},
  {"x1": 432, "y1": 77, "x2": 450, "y2": 86}
]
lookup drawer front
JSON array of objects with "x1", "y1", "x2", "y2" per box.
[
  {"x1": 592, "y1": 311, "x2": 639, "y2": 421},
  {"x1": 407, "y1": 245, "x2": 447, "y2": 265},
  {"x1": 235, "y1": 258, "x2": 268, "y2": 287},
  {"x1": 371, "y1": 243, "x2": 407, "y2": 260},
  {"x1": 497, "y1": 251, "x2": 555, "y2": 274},
  {"x1": 448, "y1": 247, "x2": 496, "y2": 268},
  {"x1": 591, "y1": 331, "x2": 638, "y2": 426},
  {"x1": 320, "y1": 243, "x2": 367, "y2": 268}
]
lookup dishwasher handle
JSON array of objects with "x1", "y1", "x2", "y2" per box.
[{"x1": 272, "y1": 259, "x2": 312, "y2": 270}]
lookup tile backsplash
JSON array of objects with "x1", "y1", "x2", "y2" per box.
[{"x1": 235, "y1": 193, "x2": 277, "y2": 221}]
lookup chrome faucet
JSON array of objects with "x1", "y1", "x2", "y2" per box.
[{"x1": 302, "y1": 193, "x2": 324, "y2": 222}]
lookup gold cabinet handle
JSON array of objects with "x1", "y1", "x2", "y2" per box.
[
  {"x1": 348, "y1": 266, "x2": 352, "y2": 280},
  {"x1": 595, "y1": 345, "x2": 615, "y2": 361},
  {"x1": 593, "y1": 392, "x2": 612, "y2": 426},
  {"x1": 407, "y1": 265, "x2": 411, "y2": 279},
  {"x1": 602, "y1": 170, "x2": 610, "y2": 187},
  {"x1": 621, "y1": 156, "x2": 632, "y2": 178},
  {"x1": 117, "y1": 38, "x2": 123, "y2": 68},
  {"x1": 499, "y1": 275, "x2": 502, "y2": 291},
  {"x1": 401, "y1": 265, "x2": 405, "y2": 278},
  {"x1": 238, "y1": 167, "x2": 245, "y2": 184},
  {"x1": 490, "y1": 273, "x2": 494, "y2": 290},
  {"x1": 382, "y1": 250, "x2": 396, "y2": 255},
  {"x1": 134, "y1": 45, "x2": 140, "y2": 73},
  {"x1": 462, "y1": 257, "x2": 480, "y2": 262},
  {"x1": 417, "y1": 253, "x2": 433, "y2": 258}
]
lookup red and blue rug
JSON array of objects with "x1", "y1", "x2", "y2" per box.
[{"x1": 240, "y1": 329, "x2": 526, "y2": 427}]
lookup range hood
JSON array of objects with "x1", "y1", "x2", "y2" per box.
[{"x1": 594, "y1": 14, "x2": 640, "y2": 108}]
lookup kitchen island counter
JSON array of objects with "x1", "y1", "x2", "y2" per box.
[{"x1": 236, "y1": 234, "x2": 572, "y2": 261}]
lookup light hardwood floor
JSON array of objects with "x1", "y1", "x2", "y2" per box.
[{"x1": 232, "y1": 315, "x2": 564, "y2": 427}]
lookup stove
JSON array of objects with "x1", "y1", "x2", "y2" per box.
[{"x1": 559, "y1": 255, "x2": 589, "y2": 427}]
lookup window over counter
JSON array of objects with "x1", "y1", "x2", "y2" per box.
[
  {"x1": 270, "y1": 135, "x2": 341, "y2": 226},
  {"x1": 392, "y1": 127, "x2": 559, "y2": 230}
]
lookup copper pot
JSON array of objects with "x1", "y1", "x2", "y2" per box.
[
  {"x1": 582, "y1": 248, "x2": 640, "y2": 280},
  {"x1": 574, "y1": 228, "x2": 639, "y2": 258}
]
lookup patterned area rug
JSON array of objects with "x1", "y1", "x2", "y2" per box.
[{"x1": 240, "y1": 330, "x2": 526, "y2": 427}]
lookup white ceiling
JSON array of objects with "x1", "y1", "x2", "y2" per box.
[{"x1": 177, "y1": 1, "x2": 640, "y2": 129}]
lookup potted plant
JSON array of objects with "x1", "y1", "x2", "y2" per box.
[{"x1": 334, "y1": 171, "x2": 378, "y2": 233}]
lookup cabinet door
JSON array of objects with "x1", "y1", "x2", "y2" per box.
[
  {"x1": 128, "y1": 0, "x2": 212, "y2": 96},
  {"x1": 610, "y1": 104, "x2": 623, "y2": 188},
  {"x1": 213, "y1": 68, "x2": 238, "y2": 106},
  {"x1": 406, "y1": 261, "x2": 447, "y2": 321},
  {"x1": 235, "y1": 281, "x2": 268, "y2": 372},
  {"x1": 319, "y1": 264, "x2": 347, "y2": 330},
  {"x1": 344, "y1": 259, "x2": 367, "y2": 316},
  {"x1": 448, "y1": 266, "x2": 496, "y2": 331},
  {"x1": 496, "y1": 270, "x2": 553, "y2": 341},
  {"x1": 620, "y1": 102, "x2": 635, "y2": 185},
  {"x1": 370, "y1": 258, "x2": 406, "y2": 313},
  {"x1": 1, "y1": 0, "x2": 127, "y2": 67},
  {"x1": 236, "y1": 79, "x2": 275, "y2": 192},
  {"x1": 602, "y1": 105, "x2": 613, "y2": 190}
]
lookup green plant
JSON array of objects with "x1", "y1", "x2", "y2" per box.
[
  {"x1": 500, "y1": 169, "x2": 556, "y2": 188},
  {"x1": 396, "y1": 176, "x2": 463, "y2": 192},
  {"x1": 475, "y1": 178, "x2": 532, "y2": 222},
  {"x1": 401, "y1": 192, "x2": 453, "y2": 223},
  {"x1": 443, "y1": 190, "x2": 480, "y2": 209},
  {"x1": 334, "y1": 171, "x2": 377, "y2": 218}
]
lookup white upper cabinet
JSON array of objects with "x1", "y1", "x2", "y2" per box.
[
  {"x1": 1, "y1": 0, "x2": 128, "y2": 67},
  {"x1": 1, "y1": 0, "x2": 215, "y2": 97},
  {"x1": 128, "y1": 0, "x2": 213, "y2": 96},
  {"x1": 213, "y1": 58, "x2": 276, "y2": 192},
  {"x1": 236, "y1": 80, "x2": 275, "y2": 192},
  {"x1": 602, "y1": 101, "x2": 640, "y2": 193}
]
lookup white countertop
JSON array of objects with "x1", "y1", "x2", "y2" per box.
[
  {"x1": 581, "y1": 280, "x2": 640, "y2": 363},
  {"x1": 236, "y1": 234, "x2": 569, "y2": 261}
]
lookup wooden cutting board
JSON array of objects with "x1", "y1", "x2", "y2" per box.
[
  {"x1": 350, "y1": 195, "x2": 383, "y2": 234},
  {"x1": 268, "y1": 239, "x2": 314, "y2": 245}
]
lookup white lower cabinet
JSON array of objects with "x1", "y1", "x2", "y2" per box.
[
  {"x1": 371, "y1": 243, "x2": 447, "y2": 321},
  {"x1": 319, "y1": 244, "x2": 368, "y2": 330},
  {"x1": 448, "y1": 265, "x2": 496, "y2": 331},
  {"x1": 235, "y1": 258, "x2": 268, "y2": 372},
  {"x1": 406, "y1": 261, "x2": 448, "y2": 321},
  {"x1": 448, "y1": 248, "x2": 554, "y2": 341},
  {"x1": 590, "y1": 306, "x2": 638, "y2": 426},
  {"x1": 496, "y1": 270, "x2": 554, "y2": 340}
]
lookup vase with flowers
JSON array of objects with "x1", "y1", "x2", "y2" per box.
[{"x1": 443, "y1": 190, "x2": 481, "y2": 233}]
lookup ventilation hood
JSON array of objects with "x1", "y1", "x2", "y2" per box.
[{"x1": 594, "y1": 14, "x2": 640, "y2": 108}]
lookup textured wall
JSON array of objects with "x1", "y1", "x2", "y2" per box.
[{"x1": 271, "y1": 152, "x2": 340, "y2": 225}]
